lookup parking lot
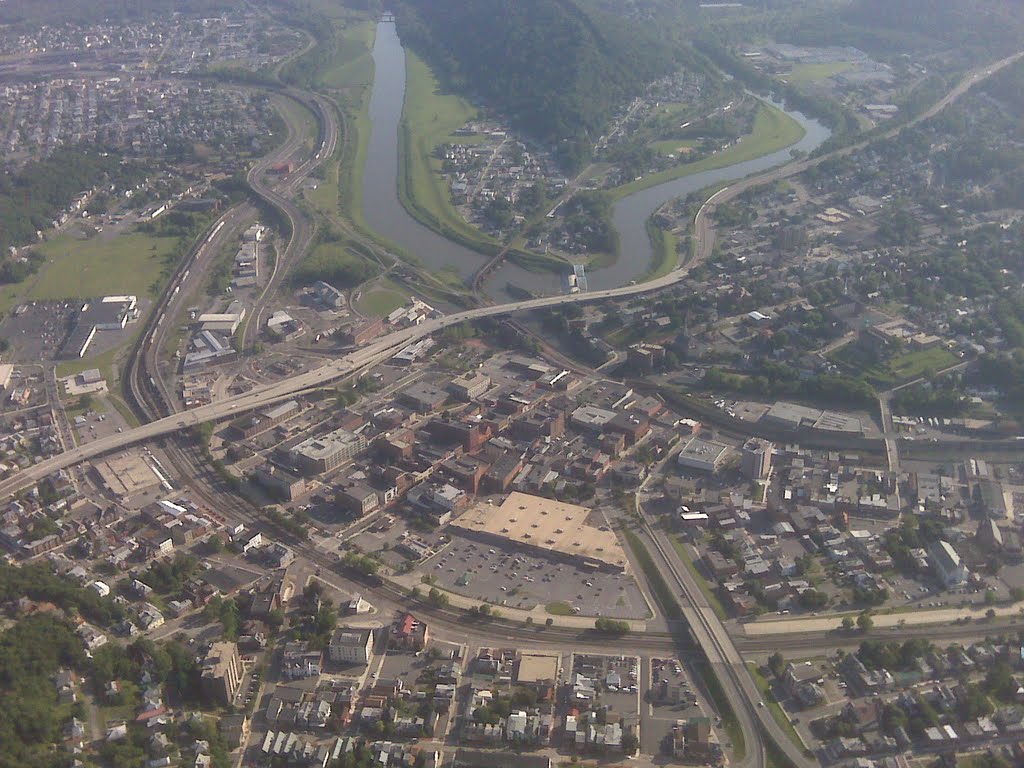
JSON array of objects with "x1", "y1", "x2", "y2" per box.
[
  {"x1": 1, "y1": 301, "x2": 77, "y2": 360},
  {"x1": 644, "y1": 656, "x2": 707, "y2": 755},
  {"x1": 417, "y1": 533, "x2": 650, "y2": 619},
  {"x1": 572, "y1": 654, "x2": 641, "y2": 738}
]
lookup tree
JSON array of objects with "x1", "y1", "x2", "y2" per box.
[
  {"x1": 857, "y1": 613, "x2": 874, "y2": 632},
  {"x1": 265, "y1": 609, "x2": 284, "y2": 631},
  {"x1": 767, "y1": 652, "x2": 786, "y2": 679},
  {"x1": 841, "y1": 616, "x2": 855, "y2": 631},
  {"x1": 594, "y1": 617, "x2": 629, "y2": 635},
  {"x1": 621, "y1": 731, "x2": 639, "y2": 755},
  {"x1": 544, "y1": 617, "x2": 554, "y2": 628}
]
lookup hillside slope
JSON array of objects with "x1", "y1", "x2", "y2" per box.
[{"x1": 394, "y1": 0, "x2": 678, "y2": 169}]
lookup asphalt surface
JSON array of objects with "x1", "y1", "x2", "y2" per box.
[{"x1": 6, "y1": 45, "x2": 1022, "y2": 768}]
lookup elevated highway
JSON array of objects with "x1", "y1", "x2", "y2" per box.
[{"x1": 6, "y1": 44, "x2": 1022, "y2": 768}]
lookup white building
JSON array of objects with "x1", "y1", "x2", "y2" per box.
[
  {"x1": 929, "y1": 540, "x2": 968, "y2": 587},
  {"x1": 328, "y1": 628, "x2": 374, "y2": 665},
  {"x1": 677, "y1": 437, "x2": 730, "y2": 473}
]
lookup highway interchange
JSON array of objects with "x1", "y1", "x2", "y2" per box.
[{"x1": 6, "y1": 44, "x2": 1024, "y2": 768}]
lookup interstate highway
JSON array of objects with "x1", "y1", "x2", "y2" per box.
[{"x1": 3, "y1": 46, "x2": 1022, "y2": 768}]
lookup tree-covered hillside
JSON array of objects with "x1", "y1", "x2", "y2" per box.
[{"x1": 394, "y1": 0, "x2": 678, "y2": 170}]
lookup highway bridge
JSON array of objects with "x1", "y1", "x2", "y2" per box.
[{"x1": 4, "y1": 44, "x2": 1022, "y2": 768}]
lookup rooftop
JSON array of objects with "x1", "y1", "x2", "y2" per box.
[{"x1": 451, "y1": 491, "x2": 628, "y2": 572}]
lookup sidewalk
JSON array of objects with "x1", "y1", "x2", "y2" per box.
[{"x1": 389, "y1": 571, "x2": 651, "y2": 632}]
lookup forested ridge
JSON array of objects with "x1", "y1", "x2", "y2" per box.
[
  {"x1": 394, "y1": 0, "x2": 678, "y2": 170},
  {"x1": 0, "y1": 0, "x2": 241, "y2": 25},
  {"x1": 0, "y1": 148, "x2": 143, "y2": 262}
]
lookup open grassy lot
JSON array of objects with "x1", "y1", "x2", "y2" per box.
[
  {"x1": 546, "y1": 601, "x2": 574, "y2": 616},
  {"x1": 787, "y1": 61, "x2": 854, "y2": 84},
  {"x1": 275, "y1": 93, "x2": 319, "y2": 156},
  {"x1": 399, "y1": 51, "x2": 499, "y2": 252},
  {"x1": 29, "y1": 231, "x2": 179, "y2": 301},
  {"x1": 649, "y1": 138, "x2": 698, "y2": 156},
  {"x1": 887, "y1": 346, "x2": 959, "y2": 381},
  {"x1": 354, "y1": 278, "x2": 409, "y2": 317},
  {"x1": 613, "y1": 104, "x2": 806, "y2": 199},
  {"x1": 318, "y1": 20, "x2": 376, "y2": 92},
  {"x1": 830, "y1": 342, "x2": 958, "y2": 388}
]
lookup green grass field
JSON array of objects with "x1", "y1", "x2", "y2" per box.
[
  {"x1": 355, "y1": 278, "x2": 408, "y2": 317},
  {"x1": 830, "y1": 342, "x2": 958, "y2": 388},
  {"x1": 613, "y1": 104, "x2": 806, "y2": 199},
  {"x1": 318, "y1": 21, "x2": 376, "y2": 92},
  {"x1": 276, "y1": 93, "x2": 319, "y2": 156},
  {"x1": 399, "y1": 51, "x2": 499, "y2": 251},
  {"x1": 545, "y1": 601, "x2": 574, "y2": 616},
  {"x1": 650, "y1": 138, "x2": 698, "y2": 156},
  {"x1": 30, "y1": 231, "x2": 179, "y2": 301},
  {"x1": 787, "y1": 61, "x2": 854, "y2": 84},
  {"x1": 644, "y1": 219, "x2": 679, "y2": 281},
  {"x1": 888, "y1": 347, "x2": 958, "y2": 381}
]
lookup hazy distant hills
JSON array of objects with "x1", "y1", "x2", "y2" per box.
[
  {"x1": 839, "y1": 0, "x2": 1024, "y2": 57},
  {"x1": 394, "y1": 0, "x2": 679, "y2": 169}
]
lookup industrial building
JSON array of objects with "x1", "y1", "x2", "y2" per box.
[
  {"x1": 448, "y1": 371, "x2": 491, "y2": 401},
  {"x1": 59, "y1": 296, "x2": 137, "y2": 358},
  {"x1": 762, "y1": 401, "x2": 863, "y2": 435},
  {"x1": 570, "y1": 405, "x2": 617, "y2": 432}
]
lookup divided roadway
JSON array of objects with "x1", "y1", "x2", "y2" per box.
[{"x1": 7, "y1": 46, "x2": 1022, "y2": 768}]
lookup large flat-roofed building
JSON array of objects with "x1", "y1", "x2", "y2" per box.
[
  {"x1": 451, "y1": 491, "x2": 628, "y2": 573},
  {"x1": 59, "y1": 297, "x2": 136, "y2": 358},
  {"x1": 231, "y1": 400, "x2": 300, "y2": 439},
  {"x1": 678, "y1": 437, "x2": 730, "y2": 473},
  {"x1": 252, "y1": 462, "x2": 308, "y2": 501},
  {"x1": 570, "y1": 405, "x2": 617, "y2": 432},
  {"x1": 201, "y1": 641, "x2": 243, "y2": 706},
  {"x1": 448, "y1": 371, "x2": 491, "y2": 401},
  {"x1": 328, "y1": 627, "x2": 374, "y2": 665},
  {"x1": 288, "y1": 428, "x2": 366, "y2": 474},
  {"x1": 762, "y1": 401, "x2": 823, "y2": 430},
  {"x1": 0, "y1": 364, "x2": 14, "y2": 392}
]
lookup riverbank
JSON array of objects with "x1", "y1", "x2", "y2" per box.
[
  {"x1": 397, "y1": 52, "x2": 499, "y2": 254},
  {"x1": 612, "y1": 103, "x2": 806, "y2": 200},
  {"x1": 396, "y1": 53, "x2": 569, "y2": 278}
]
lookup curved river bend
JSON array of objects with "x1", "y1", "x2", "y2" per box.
[{"x1": 362, "y1": 21, "x2": 831, "y2": 303}]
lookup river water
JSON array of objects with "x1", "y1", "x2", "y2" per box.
[{"x1": 362, "y1": 20, "x2": 831, "y2": 303}]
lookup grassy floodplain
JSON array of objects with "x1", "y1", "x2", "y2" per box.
[
  {"x1": 397, "y1": 50, "x2": 502, "y2": 255},
  {"x1": 613, "y1": 104, "x2": 806, "y2": 200}
]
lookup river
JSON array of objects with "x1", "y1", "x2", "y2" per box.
[{"x1": 362, "y1": 20, "x2": 831, "y2": 303}]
